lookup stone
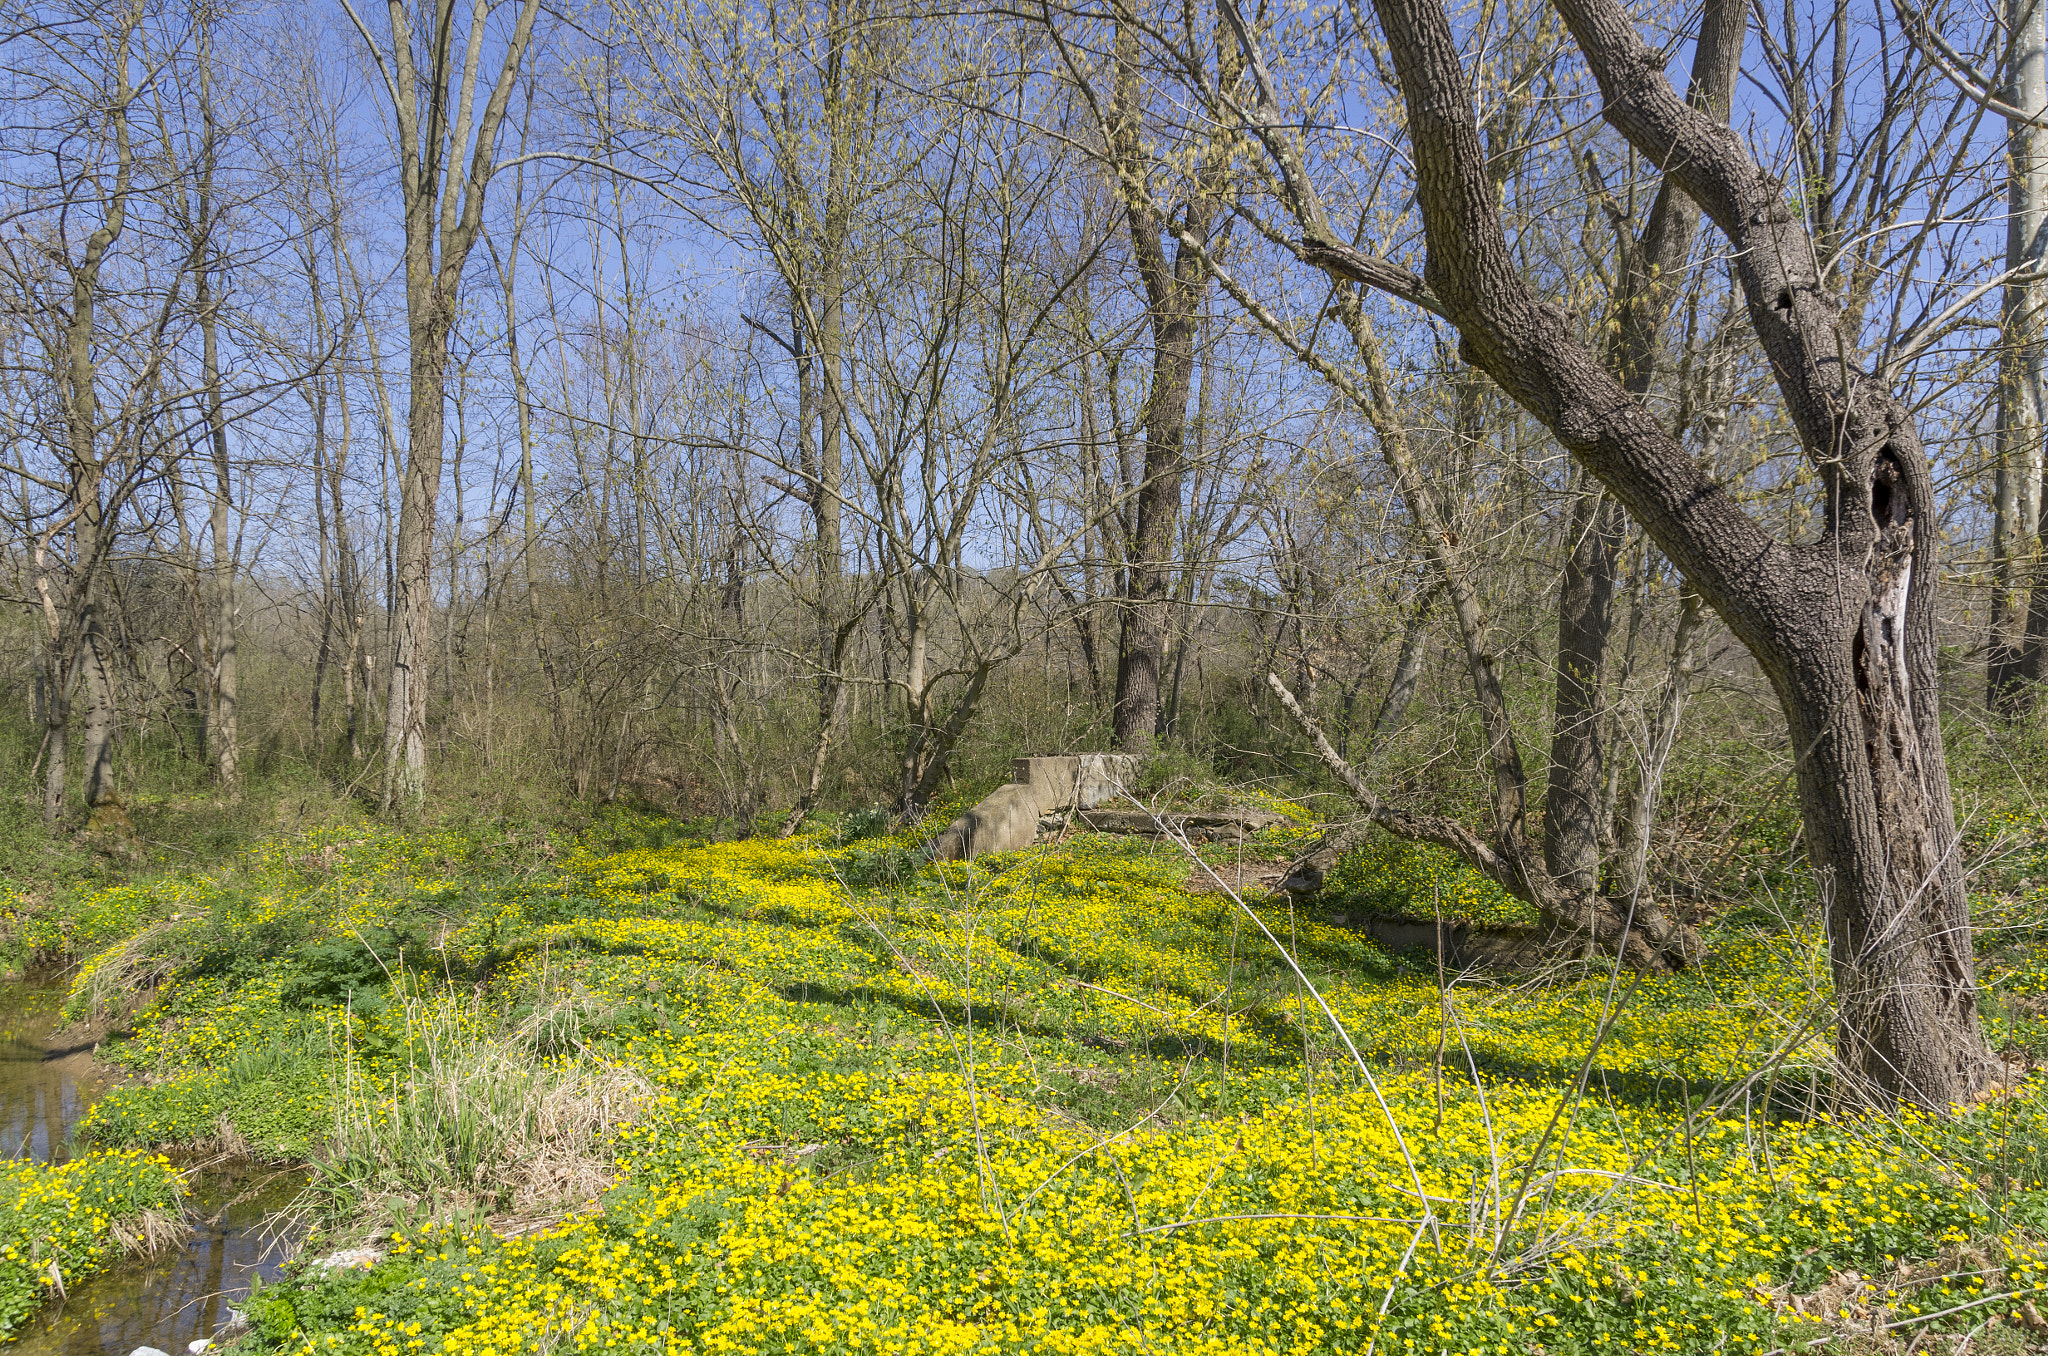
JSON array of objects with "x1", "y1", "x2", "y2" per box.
[
  {"x1": 130, "y1": 1348, "x2": 171, "y2": 1356},
  {"x1": 189, "y1": 1342, "x2": 214, "y2": 1354},
  {"x1": 930, "y1": 783, "x2": 1043, "y2": 860},
  {"x1": 1012, "y1": 755, "x2": 1140, "y2": 812},
  {"x1": 306, "y1": 1245, "x2": 384, "y2": 1271}
]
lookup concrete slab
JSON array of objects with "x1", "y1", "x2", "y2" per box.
[
  {"x1": 1070, "y1": 807, "x2": 1290, "y2": 841},
  {"x1": 1013, "y1": 754, "x2": 1139, "y2": 812},
  {"x1": 931, "y1": 782, "x2": 1044, "y2": 860}
]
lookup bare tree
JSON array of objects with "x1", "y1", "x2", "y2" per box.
[
  {"x1": 1334, "y1": 0, "x2": 1996, "y2": 1107},
  {"x1": 1067, "y1": 2, "x2": 1236, "y2": 752},
  {"x1": 338, "y1": 0, "x2": 544, "y2": 811},
  {"x1": 0, "y1": 0, "x2": 181, "y2": 824}
]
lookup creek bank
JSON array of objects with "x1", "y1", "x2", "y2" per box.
[{"x1": 0, "y1": 978, "x2": 308, "y2": 1355}]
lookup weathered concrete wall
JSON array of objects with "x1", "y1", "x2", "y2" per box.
[
  {"x1": 1012, "y1": 754, "x2": 1139, "y2": 812},
  {"x1": 930, "y1": 783, "x2": 1045, "y2": 860},
  {"x1": 932, "y1": 753, "x2": 1142, "y2": 860}
]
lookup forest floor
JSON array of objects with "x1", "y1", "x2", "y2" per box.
[{"x1": 3, "y1": 790, "x2": 2048, "y2": 1354}]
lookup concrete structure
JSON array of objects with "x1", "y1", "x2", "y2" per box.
[
  {"x1": 931, "y1": 753, "x2": 1141, "y2": 861},
  {"x1": 930, "y1": 783, "x2": 1045, "y2": 861},
  {"x1": 1011, "y1": 754, "x2": 1139, "y2": 812},
  {"x1": 1061, "y1": 806, "x2": 1293, "y2": 842}
]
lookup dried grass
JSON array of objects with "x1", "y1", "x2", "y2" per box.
[
  {"x1": 69, "y1": 920, "x2": 181, "y2": 1020},
  {"x1": 311, "y1": 989, "x2": 647, "y2": 1225},
  {"x1": 108, "y1": 1205, "x2": 191, "y2": 1257}
]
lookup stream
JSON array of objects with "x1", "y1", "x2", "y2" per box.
[{"x1": 0, "y1": 980, "x2": 308, "y2": 1354}]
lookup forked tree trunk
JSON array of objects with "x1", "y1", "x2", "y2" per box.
[
  {"x1": 348, "y1": 0, "x2": 543, "y2": 813},
  {"x1": 36, "y1": 12, "x2": 140, "y2": 824},
  {"x1": 1356, "y1": 0, "x2": 1996, "y2": 1108}
]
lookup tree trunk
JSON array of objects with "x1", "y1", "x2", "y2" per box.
[
  {"x1": 1614, "y1": 589, "x2": 1703, "y2": 896},
  {"x1": 1356, "y1": 0, "x2": 1997, "y2": 1108},
  {"x1": 311, "y1": 372, "x2": 334, "y2": 751},
  {"x1": 1111, "y1": 356, "x2": 1193, "y2": 751},
  {"x1": 1544, "y1": 22, "x2": 1733, "y2": 898},
  {"x1": 1105, "y1": 9, "x2": 1228, "y2": 752},
  {"x1": 79, "y1": 605, "x2": 117, "y2": 808},
  {"x1": 382, "y1": 310, "x2": 450, "y2": 812},
  {"x1": 42, "y1": 683, "x2": 68, "y2": 828},
  {"x1": 2005, "y1": 0, "x2": 2048, "y2": 709},
  {"x1": 334, "y1": 371, "x2": 364, "y2": 765},
  {"x1": 200, "y1": 270, "x2": 238, "y2": 797},
  {"x1": 1366, "y1": 585, "x2": 1435, "y2": 748},
  {"x1": 1545, "y1": 490, "x2": 1625, "y2": 894},
  {"x1": 351, "y1": 0, "x2": 544, "y2": 812},
  {"x1": 38, "y1": 14, "x2": 137, "y2": 823}
]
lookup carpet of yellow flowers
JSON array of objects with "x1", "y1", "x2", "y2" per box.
[
  {"x1": 0, "y1": 1148, "x2": 183, "y2": 1336},
  {"x1": 26, "y1": 810, "x2": 2048, "y2": 1353}
]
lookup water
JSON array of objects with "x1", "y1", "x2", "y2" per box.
[
  {"x1": 0, "y1": 980, "x2": 309, "y2": 1355},
  {"x1": 0, "y1": 981, "x2": 107, "y2": 1165}
]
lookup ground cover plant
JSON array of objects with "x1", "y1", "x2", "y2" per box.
[
  {"x1": 0, "y1": 1149, "x2": 184, "y2": 1337},
  {"x1": 6, "y1": 800, "x2": 2041, "y2": 1353}
]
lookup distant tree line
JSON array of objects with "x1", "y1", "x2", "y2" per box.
[{"x1": 0, "y1": 0, "x2": 2039, "y2": 1107}]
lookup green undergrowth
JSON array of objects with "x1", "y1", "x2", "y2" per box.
[
  {"x1": 10, "y1": 800, "x2": 2040, "y2": 1353},
  {"x1": 1318, "y1": 830, "x2": 1537, "y2": 928}
]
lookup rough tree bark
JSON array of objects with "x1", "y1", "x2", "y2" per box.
[
  {"x1": 1103, "y1": 6, "x2": 1230, "y2": 752},
  {"x1": 340, "y1": 0, "x2": 543, "y2": 813},
  {"x1": 1352, "y1": 0, "x2": 1997, "y2": 1108}
]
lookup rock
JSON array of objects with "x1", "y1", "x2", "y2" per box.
[
  {"x1": 932, "y1": 783, "x2": 1042, "y2": 860},
  {"x1": 189, "y1": 1342, "x2": 213, "y2": 1354},
  {"x1": 306, "y1": 1245, "x2": 384, "y2": 1271},
  {"x1": 130, "y1": 1348, "x2": 172, "y2": 1356}
]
